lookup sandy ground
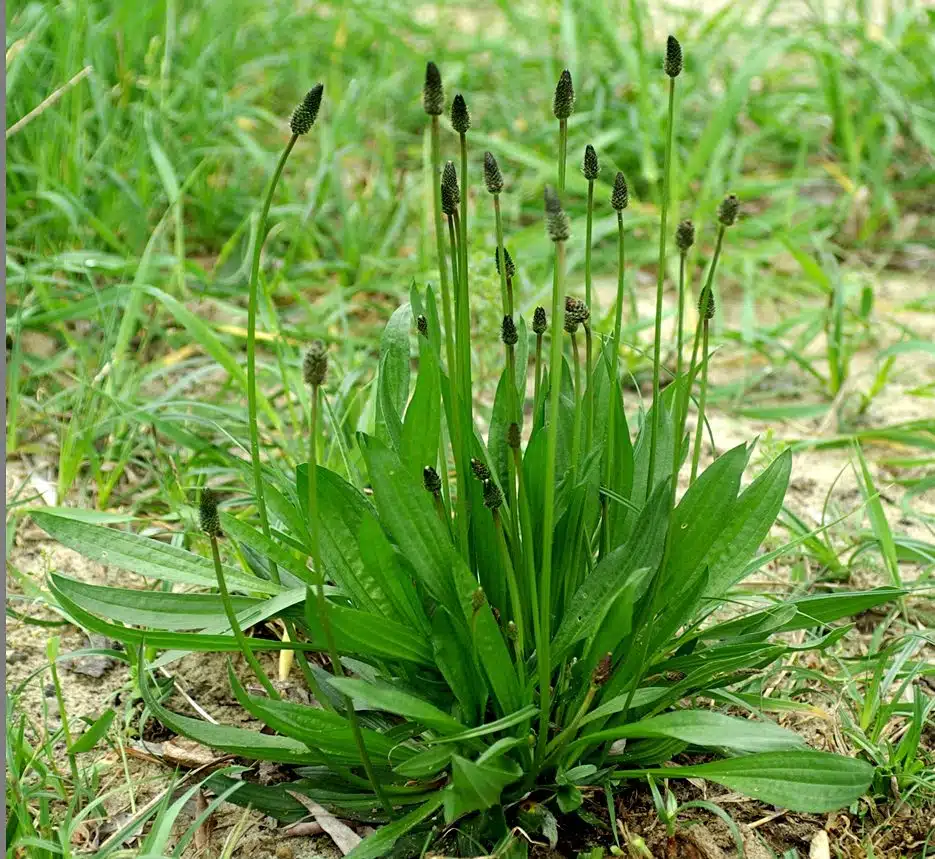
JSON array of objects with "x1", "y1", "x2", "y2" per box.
[{"x1": 5, "y1": 269, "x2": 934, "y2": 857}]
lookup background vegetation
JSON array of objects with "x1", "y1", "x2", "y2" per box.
[{"x1": 5, "y1": 0, "x2": 934, "y2": 856}]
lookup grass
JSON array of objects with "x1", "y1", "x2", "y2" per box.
[{"x1": 5, "y1": 0, "x2": 935, "y2": 856}]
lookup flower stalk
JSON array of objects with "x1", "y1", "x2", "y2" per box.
[
  {"x1": 247, "y1": 85, "x2": 322, "y2": 585},
  {"x1": 647, "y1": 37, "x2": 681, "y2": 501}
]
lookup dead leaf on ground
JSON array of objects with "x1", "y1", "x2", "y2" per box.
[
  {"x1": 194, "y1": 790, "x2": 212, "y2": 850},
  {"x1": 282, "y1": 821, "x2": 324, "y2": 837},
  {"x1": 162, "y1": 737, "x2": 226, "y2": 769},
  {"x1": 286, "y1": 791, "x2": 362, "y2": 855},
  {"x1": 810, "y1": 830, "x2": 831, "y2": 859}
]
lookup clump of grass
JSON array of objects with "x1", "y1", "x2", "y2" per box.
[{"x1": 42, "y1": 38, "x2": 891, "y2": 859}]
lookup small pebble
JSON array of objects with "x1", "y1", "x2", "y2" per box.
[
  {"x1": 43, "y1": 683, "x2": 56, "y2": 698},
  {"x1": 6, "y1": 650, "x2": 28, "y2": 665},
  {"x1": 275, "y1": 846, "x2": 294, "y2": 859}
]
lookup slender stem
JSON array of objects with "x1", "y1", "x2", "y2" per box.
[
  {"x1": 676, "y1": 226, "x2": 725, "y2": 461},
  {"x1": 676, "y1": 252, "x2": 687, "y2": 395},
  {"x1": 210, "y1": 536, "x2": 279, "y2": 699},
  {"x1": 513, "y1": 445, "x2": 540, "y2": 654},
  {"x1": 584, "y1": 324, "x2": 593, "y2": 454},
  {"x1": 537, "y1": 239, "x2": 566, "y2": 764},
  {"x1": 247, "y1": 135, "x2": 297, "y2": 586},
  {"x1": 308, "y1": 386, "x2": 393, "y2": 815},
  {"x1": 585, "y1": 179, "x2": 594, "y2": 309},
  {"x1": 494, "y1": 196, "x2": 509, "y2": 316},
  {"x1": 452, "y1": 208, "x2": 471, "y2": 426},
  {"x1": 646, "y1": 78, "x2": 676, "y2": 501},
  {"x1": 558, "y1": 119, "x2": 568, "y2": 191},
  {"x1": 533, "y1": 334, "x2": 543, "y2": 421},
  {"x1": 459, "y1": 130, "x2": 469, "y2": 325},
  {"x1": 570, "y1": 332, "x2": 582, "y2": 471},
  {"x1": 431, "y1": 115, "x2": 468, "y2": 558},
  {"x1": 438, "y1": 421, "x2": 453, "y2": 521},
  {"x1": 689, "y1": 320, "x2": 711, "y2": 484},
  {"x1": 602, "y1": 214, "x2": 626, "y2": 558},
  {"x1": 493, "y1": 511, "x2": 525, "y2": 681},
  {"x1": 545, "y1": 684, "x2": 597, "y2": 762},
  {"x1": 447, "y1": 215, "x2": 460, "y2": 301}
]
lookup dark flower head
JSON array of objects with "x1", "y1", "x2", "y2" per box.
[
  {"x1": 718, "y1": 193, "x2": 739, "y2": 226},
  {"x1": 582, "y1": 144, "x2": 600, "y2": 181},
  {"x1": 441, "y1": 160, "x2": 460, "y2": 215},
  {"x1": 698, "y1": 286, "x2": 715, "y2": 320},
  {"x1": 451, "y1": 93, "x2": 470, "y2": 133},
  {"x1": 470, "y1": 457, "x2": 491, "y2": 482},
  {"x1": 495, "y1": 247, "x2": 515, "y2": 280},
  {"x1": 591, "y1": 652, "x2": 613, "y2": 686},
  {"x1": 423, "y1": 465, "x2": 442, "y2": 494},
  {"x1": 484, "y1": 151, "x2": 504, "y2": 195},
  {"x1": 501, "y1": 315, "x2": 518, "y2": 346},
  {"x1": 199, "y1": 488, "x2": 221, "y2": 537},
  {"x1": 564, "y1": 312, "x2": 580, "y2": 335},
  {"x1": 290, "y1": 84, "x2": 324, "y2": 135},
  {"x1": 471, "y1": 587, "x2": 486, "y2": 611},
  {"x1": 565, "y1": 295, "x2": 590, "y2": 325},
  {"x1": 532, "y1": 306, "x2": 547, "y2": 335},
  {"x1": 423, "y1": 62, "x2": 444, "y2": 115},
  {"x1": 544, "y1": 186, "x2": 570, "y2": 242},
  {"x1": 507, "y1": 422, "x2": 521, "y2": 450},
  {"x1": 482, "y1": 479, "x2": 503, "y2": 510},
  {"x1": 665, "y1": 35, "x2": 683, "y2": 78},
  {"x1": 553, "y1": 69, "x2": 575, "y2": 120},
  {"x1": 675, "y1": 219, "x2": 695, "y2": 252},
  {"x1": 611, "y1": 171, "x2": 629, "y2": 211},
  {"x1": 416, "y1": 314, "x2": 428, "y2": 338},
  {"x1": 303, "y1": 340, "x2": 328, "y2": 387}
]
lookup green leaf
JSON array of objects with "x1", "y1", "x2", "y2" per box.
[
  {"x1": 69, "y1": 708, "x2": 115, "y2": 755},
  {"x1": 615, "y1": 750, "x2": 873, "y2": 813},
  {"x1": 488, "y1": 366, "x2": 518, "y2": 491},
  {"x1": 33, "y1": 511, "x2": 280, "y2": 594},
  {"x1": 298, "y1": 465, "x2": 401, "y2": 620},
  {"x1": 226, "y1": 664, "x2": 403, "y2": 765},
  {"x1": 359, "y1": 435, "x2": 519, "y2": 716},
  {"x1": 427, "y1": 705, "x2": 537, "y2": 745},
  {"x1": 50, "y1": 573, "x2": 263, "y2": 630},
  {"x1": 402, "y1": 333, "x2": 441, "y2": 484},
  {"x1": 50, "y1": 576, "x2": 309, "y2": 653},
  {"x1": 140, "y1": 662, "x2": 321, "y2": 764},
  {"x1": 568, "y1": 710, "x2": 805, "y2": 756},
  {"x1": 702, "y1": 449, "x2": 792, "y2": 598},
  {"x1": 358, "y1": 434, "x2": 460, "y2": 613},
  {"x1": 551, "y1": 481, "x2": 669, "y2": 667},
  {"x1": 444, "y1": 754, "x2": 522, "y2": 823},
  {"x1": 304, "y1": 602, "x2": 434, "y2": 667},
  {"x1": 346, "y1": 796, "x2": 444, "y2": 859},
  {"x1": 702, "y1": 588, "x2": 905, "y2": 640},
  {"x1": 393, "y1": 746, "x2": 452, "y2": 779},
  {"x1": 374, "y1": 303, "x2": 412, "y2": 448},
  {"x1": 219, "y1": 512, "x2": 311, "y2": 586},
  {"x1": 431, "y1": 608, "x2": 485, "y2": 726},
  {"x1": 662, "y1": 443, "x2": 749, "y2": 600},
  {"x1": 327, "y1": 677, "x2": 466, "y2": 735},
  {"x1": 357, "y1": 514, "x2": 432, "y2": 636}
]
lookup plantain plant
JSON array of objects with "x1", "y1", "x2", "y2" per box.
[{"x1": 37, "y1": 39, "x2": 901, "y2": 859}]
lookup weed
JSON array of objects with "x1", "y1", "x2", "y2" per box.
[{"x1": 32, "y1": 40, "x2": 906, "y2": 858}]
